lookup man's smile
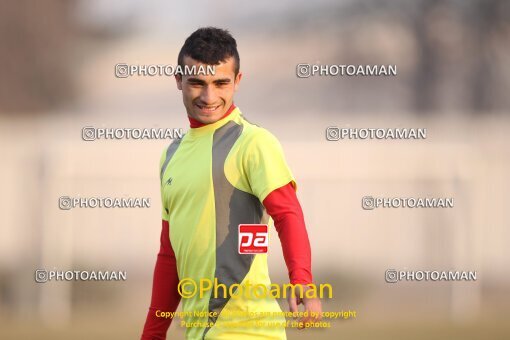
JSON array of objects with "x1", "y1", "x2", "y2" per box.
[{"x1": 195, "y1": 103, "x2": 222, "y2": 115}]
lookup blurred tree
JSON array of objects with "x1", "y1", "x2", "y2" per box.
[
  {"x1": 412, "y1": 0, "x2": 440, "y2": 113},
  {"x1": 469, "y1": 0, "x2": 507, "y2": 113},
  {"x1": 0, "y1": 0, "x2": 75, "y2": 113}
]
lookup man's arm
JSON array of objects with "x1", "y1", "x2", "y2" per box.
[
  {"x1": 263, "y1": 182, "x2": 322, "y2": 327},
  {"x1": 243, "y1": 128, "x2": 322, "y2": 326},
  {"x1": 141, "y1": 220, "x2": 181, "y2": 340}
]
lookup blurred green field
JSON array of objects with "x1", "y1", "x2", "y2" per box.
[{"x1": 1, "y1": 319, "x2": 509, "y2": 340}]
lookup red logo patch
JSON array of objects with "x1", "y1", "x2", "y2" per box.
[{"x1": 238, "y1": 224, "x2": 268, "y2": 254}]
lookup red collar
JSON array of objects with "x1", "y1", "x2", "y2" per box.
[{"x1": 188, "y1": 103, "x2": 236, "y2": 128}]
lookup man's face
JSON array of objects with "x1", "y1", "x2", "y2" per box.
[{"x1": 176, "y1": 56, "x2": 242, "y2": 125}]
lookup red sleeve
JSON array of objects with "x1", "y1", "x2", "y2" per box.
[
  {"x1": 141, "y1": 220, "x2": 181, "y2": 340},
  {"x1": 262, "y1": 182, "x2": 313, "y2": 285}
]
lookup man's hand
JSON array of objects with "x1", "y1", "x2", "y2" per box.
[{"x1": 287, "y1": 284, "x2": 322, "y2": 330}]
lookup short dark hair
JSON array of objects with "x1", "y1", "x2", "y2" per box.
[{"x1": 178, "y1": 27, "x2": 240, "y2": 76}]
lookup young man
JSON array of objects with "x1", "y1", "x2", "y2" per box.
[{"x1": 141, "y1": 27, "x2": 321, "y2": 340}]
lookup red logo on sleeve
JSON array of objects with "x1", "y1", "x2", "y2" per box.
[{"x1": 238, "y1": 224, "x2": 268, "y2": 254}]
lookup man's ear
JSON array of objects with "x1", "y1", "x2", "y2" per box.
[
  {"x1": 175, "y1": 75, "x2": 183, "y2": 90},
  {"x1": 234, "y1": 71, "x2": 243, "y2": 92}
]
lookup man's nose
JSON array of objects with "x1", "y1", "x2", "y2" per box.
[{"x1": 200, "y1": 85, "x2": 218, "y2": 104}]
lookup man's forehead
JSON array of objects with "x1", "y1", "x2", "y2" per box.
[{"x1": 182, "y1": 56, "x2": 236, "y2": 79}]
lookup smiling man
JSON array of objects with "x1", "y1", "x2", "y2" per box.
[{"x1": 141, "y1": 27, "x2": 321, "y2": 340}]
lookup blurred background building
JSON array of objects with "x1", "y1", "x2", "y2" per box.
[{"x1": 0, "y1": 0, "x2": 509, "y2": 339}]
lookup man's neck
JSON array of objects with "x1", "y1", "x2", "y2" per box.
[{"x1": 188, "y1": 103, "x2": 236, "y2": 128}]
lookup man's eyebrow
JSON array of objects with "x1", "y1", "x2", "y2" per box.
[
  {"x1": 212, "y1": 78, "x2": 231, "y2": 84},
  {"x1": 186, "y1": 77, "x2": 231, "y2": 85},
  {"x1": 186, "y1": 77, "x2": 206, "y2": 84}
]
